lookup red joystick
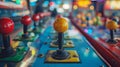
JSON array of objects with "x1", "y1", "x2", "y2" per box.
[
  {"x1": 21, "y1": 15, "x2": 32, "y2": 38},
  {"x1": 32, "y1": 14, "x2": 40, "y2": 22},
  {"x1": 32, "y1": 14, "x2": 40, "y2": 31},
  {"x1": 21, "y1": 15, "x2": 32, "y2": 26},
  {"x1": 0, "y1": 17, "x2": 15, "y2": 58},
  {"x1": 0, "y1": 17, "x2": 14, "y2": 35}
]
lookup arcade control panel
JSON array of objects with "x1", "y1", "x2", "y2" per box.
[{"x1": 0, "y1": 14, "x2": 109, "y2": 67}]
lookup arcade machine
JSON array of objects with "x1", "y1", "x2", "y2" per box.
[
  {"x1": 0, "y1": 0, "x2": 119, "y2": 67},
  {"x1": 0, "y1": 13, "x2": 108, "y2": 67}
]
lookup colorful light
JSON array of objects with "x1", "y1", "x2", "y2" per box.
[
  {"x1": 57, "y1": 8, "x2": 64, "y2": 13},
  {"x1": 56, "y1": 0, "x2": 61, "y2": 5},
  {"x1": 88, "y1": 29, "x2": 93, "y2": 34},
  {"x1": 76, "y1": 0, "x2": 91, "y2": 8},
  {"x1": 49, "y1": 2, "x2": 54, "y2": 6},
  {"x1": 73, "y1": 5, "x2": 78, "y2": 10},
  {"x1": 49, "y1": 6, "x2": 55, "y2": 11},
  {"x1": 89, "y1": 5, "x2": 94, "y2": 10},
  {"x1": 30, "y1": 0, "x2": 37, "y2": 2},
  {"x1": 43, "y1": 1, "x2": 49, "y2": 7},
  {"x1": 105, "y1": 0, "x2": 120, "y2": 10},
  {"x1": 63, "y1": 4, "x2": 70, "y2": 9},
  {"x1": 16, "y1": 0, "x2": 21, "y2": 4}
]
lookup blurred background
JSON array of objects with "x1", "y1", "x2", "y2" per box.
[
  {"x1": 1, "y1": 0, "x2": 120, "y2": 19},
  {"x1": 1, "y1": 0, "x2": 120, "y2": 35}
]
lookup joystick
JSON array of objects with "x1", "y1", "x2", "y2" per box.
[
  {"x1": 51, "y1": 16, "x2": 70, "y2": 60},
  {"x1": 51, "y1": 15, "x2": 74, "y2": 48},
  {"x1": 32, "y1": 14, "x2": 40, "y2": 31},
  {"x1": 0, "y1": 17, "x2": 15, "y2": 58},
  {"x1": 0, "y1": 18, "x2": 32, "y2": 62},
  {"x1": 21, "y1": 15, "x2": 32, "y2": 38},
  {"x1": 45, "y1": 16, "x2": 79, "y2": 63},
  {"x1": 14, "y1": 15, "x2": 38, "y2": 42},
  {"x1": 106, "y1": 20, "x2": 118, "y2": 44}
]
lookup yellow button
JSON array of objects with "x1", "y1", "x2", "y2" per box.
[{"x1": 54, "y1": 17, "x2": 68, "y2": 32}]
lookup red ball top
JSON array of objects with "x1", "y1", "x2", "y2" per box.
[
  {"x1": 0, "y1": 17, "x2": 14, "y2": 35},
  {"x1": 21, "y1": 15, "x2": 32, "y2": 25},
  {"x1": 32, "y1": 14, "x2": 40, "y2": 22}
]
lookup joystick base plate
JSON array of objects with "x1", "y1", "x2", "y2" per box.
[
  {"x1": 0, "y1": 46, "x2": 29, "y2": 62},
  {"x1": 13, "y1": 32, "x2": 38, "y2": 42},
  {"x1": 45, "y1": 50, "x2": 80, "y2": 63}
]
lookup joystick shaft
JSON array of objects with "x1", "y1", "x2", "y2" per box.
[
  {"x1": 23, "y1": 25, "x2": 28, "y2": 34},
  {"x1": 58, "y1": 33, "x2": 64, "y2": 50},
  {"x1": 2, "y1": 35, "x2": 10, "y2": 48}
]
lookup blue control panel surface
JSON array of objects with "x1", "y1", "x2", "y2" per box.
[{"x1": 32, "y1": 22, "x2": 108, "y2": 67}]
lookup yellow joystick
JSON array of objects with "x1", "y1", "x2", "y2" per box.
[
  {"x1": 45, "y1": 16, "x2": 80, "y2": 62},
  {"x1": 54, "y1": 17, "x2": 68, "y2": 33},
  {"x1": 106, "y1": 20, "x2": 118, "y2": 44},
  {"x1": 106, "y1": 20, "x2": 118, "y2": 30},
  {"x1": 52, "y1": 16, "x2": 70, "y2": 60}
]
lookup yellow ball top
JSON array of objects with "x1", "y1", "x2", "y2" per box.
[
  {"x1": 106, "y1": 20, "x2": 118, "y2": 30},
  {"x1": 54, "y1": 17, "x2": 68, "y2": 33}
]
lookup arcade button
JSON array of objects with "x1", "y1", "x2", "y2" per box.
[
  {"x1": 0, "y1": 18, "x2": 29, "y2": 62},
  {"x1": 13, "y1": 15, "x2": 38, "y2": 42},
  {"x1": 106, "y1": 20, "x2": 118, "y2": 44},
  {"x1": 45, "y1": 16, "x2": 79, "y2": 62}
]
